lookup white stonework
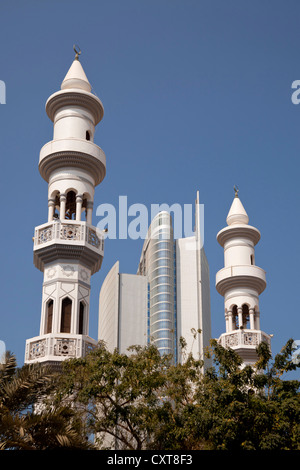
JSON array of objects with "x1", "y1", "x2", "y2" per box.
[
  {"x1": 216, "y1": 192, "x2": 271, "y2": 366},
  {"x1": 25, "y1": 52, "x2": 106, "y2": 366}
]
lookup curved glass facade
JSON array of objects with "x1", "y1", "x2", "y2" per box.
[
  {"x1": 139, "y1": 212, "x2": 177, "y2": 361},
  {"x1": 99, "y1": 193, "x2": 212, "y2": 371}
]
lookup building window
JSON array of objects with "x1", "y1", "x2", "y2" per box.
[
  {"x1": 86, "y1": 130, "x2": 91, "y2": 141},
  {"x1": 79, "y1": 301, "x2": 85, "y2": 334},
  {"x1": 61, "y1": 297, "x2": 72, "y2": 333},
  {"x1": 45, "y1": 299, "x2": 53, "y2": 334},
  {"x1": 250, "y1": 254, "x2": 255, "y2": 265}
]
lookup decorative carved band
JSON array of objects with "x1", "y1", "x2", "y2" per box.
[
  {"x1": 221, "y1": 330, "x2": 271, "y2": 349},
  {"x1": 46, "y1": 91, "x2": 104, "y2": 124},
  {"x1": 26, "y1": 335, "x2": 96, "y2": 361},
  {"x1": 34, "y1": 221, "x2": 104, "y2": 274},
  {"x1": 39, "y1": 150, "x2": 106, "y2": 186},
  {"x1": 60, "y1": 224, "x2": 81, "y2": 241},
  {"x1": 36, "y1": 221, "x2": 103, "y2": 251}
]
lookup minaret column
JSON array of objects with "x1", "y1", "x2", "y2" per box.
[
  {"x1": 249, "y1": 308, "x2": 255, "y2": 329},
  {"x1": 225, "y1": 311, "x2": 229, "y2": 332},
  {"x1": 48, "y1": 198, "x2": 55, "y2": 221},
  {"x1": 227, "y1": 309, "x2": 233, "y2": 332},
  {"x1": 76, "y1": 194, "x2": 83, "y2": 221},
  {"x1": 60, "y1": 193, "x2": 67, "y2": 220},
  {"x1": 237, "y1": 307, "x2": 243, "y2": 329}
]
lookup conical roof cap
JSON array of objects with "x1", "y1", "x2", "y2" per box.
[
  {"x1": 61, "y1": 58, "x2": 92, "y2": 92},
  {"x1": 226, "y1": 193, "x2": 249, "y2": 226}
]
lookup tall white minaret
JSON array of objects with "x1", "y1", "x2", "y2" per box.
[
  {"x1": 215, "y1": 188, "x2": 271, "y2": 366},
  {"x1": 25, "y1": 48, "x2": 106, "y2": 367}
]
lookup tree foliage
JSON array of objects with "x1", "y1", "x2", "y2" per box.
[
  {"x1": 56, "y1": 338, "x2": 299, "y2": 451},
  {"x1": 0, "y1": 353, "x2": 92, "y2": 450},
  {"x1": 0, "y1": 339, "x2": 299, "y2": 450}
]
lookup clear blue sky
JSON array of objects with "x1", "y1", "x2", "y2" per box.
[{"x1": 0, "y1": 0, "x2": 299, "y2": 376}]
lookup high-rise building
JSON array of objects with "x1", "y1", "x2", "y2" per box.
[
  {"x1": 216, "y1": 189, "x2": 271, "y2": 365},
  {"x1": 25, "y1": 50, "x2": 106, "y2": 367},
  {"x1": 98, "y1": 261, "x2": 148, "y2": 353},
  {"x1": 137, "y1": 211, "x2": 177, "y2": 360},
  {"x1": 98, "y1": 193, "x2": 212, "y2": 368}
]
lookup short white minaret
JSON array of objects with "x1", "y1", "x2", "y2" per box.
[
  {"x1": 25, "y1": 48, "x2": 106, "y2": 367},
  {"x1": 216, "y1": 188, "x2": 271, "y2": 366}
]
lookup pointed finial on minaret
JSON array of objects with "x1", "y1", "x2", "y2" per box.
[
  {"x1": 73, "y1": 44, "x2": 81, "y2": 61},
  {"x1": 234, "y1": 185, "x2": 239, "y2": 198}
]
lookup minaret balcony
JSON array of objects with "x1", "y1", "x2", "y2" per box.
[
  {"x1": 216, "y1": 265, "x2": 266, "y2": 296},
  {"x1": 25, "y1": 333, "x2": 97, "y2": 365},
  {"x1": 39, "y1": 138, "x2": 106, "y2": 185},
  {"x1": 218, "y1": 329, "x2": 271, "y2": 363},
  {"x1": 33, "y1": 220, "x2": 104, "y2": 274}
]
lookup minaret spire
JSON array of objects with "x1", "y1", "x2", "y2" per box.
[
  {"x1": 60, "y1": 49, "x2": 93, "y2": 93},
  {"x1": 215, "y1": 190, "x2": 271, "y2": 366},
  {"x1": 25, "y1": 51, "x2": 106, "y2": 367}
]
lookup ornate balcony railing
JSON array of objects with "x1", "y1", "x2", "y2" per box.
[
  {"x1": 34, "y1": 220, "x2": 104, "y2": 252},
  {"x1": 25, "y1": 334, "x2": 97, "y2": 362},
  {"x1": 33, "y1": 220, "x2": 104, "y2": 274},
  {"x1": 218, "y1": 329, "x2": 271, "y2": 350}
]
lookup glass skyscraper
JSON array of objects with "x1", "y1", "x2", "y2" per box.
[
  {"x1": 98, "y1": 193, "x2": 212, "y2": 369},
  {"x1": 137, "y1": 212, "x2": 177, "y2": 360}
]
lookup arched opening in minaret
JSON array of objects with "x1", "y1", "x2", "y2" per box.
[
  {"x1": 45, "y1": 299, "x2": 53, "y2": 334},
  {"x1": 86, "y1": 130, "x2": 91, "y2": 141},
  {"x1": 232, "y1": 305, "x2": 238, "y2": 330},
  {"x1": 61, "y1": 297, "x2": 72, "y2": 333},
  {"x1": 250, "y1": 254, "x2": 255, "y2": 265},
  {"x1": 65, "y1": 191, "x2": 76, "y2": 220},
  {"x1": 79, "y1": 301, "x2": 85, "y2": 334},
  {"x1": 242, "y1": 304, "x2": 250, "y2": 329}
]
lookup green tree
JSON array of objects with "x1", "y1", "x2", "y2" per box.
[
  {"x1": 56, "y1": 338, "x2": 299, "y2": 451},
  {"x1": 5, "y1": 338, "x2": 298, "y2": 450},
  {"x1": 0, "y1": 353, "x2": 93, "y2": 450},
  {"x1": 58, "y1": 342, "x2": 172, "y2": 450},
  {"x1": 190, "y1": 339, "x2": 300, "y2": 450}
]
